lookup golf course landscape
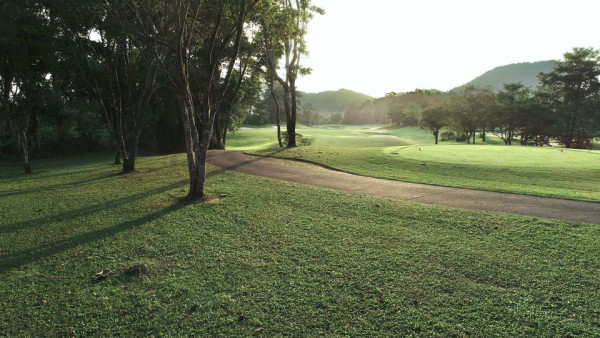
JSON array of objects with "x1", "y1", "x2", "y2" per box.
[
  {"x1": 1, "y1": 125, "x2": 599, "y2": 335},
  {"x1": 228, "y1": 125, "x2": 600, "y2": 202},
  {"x1": 3, "y1": 0, "x2": 600, "y2": 335}
]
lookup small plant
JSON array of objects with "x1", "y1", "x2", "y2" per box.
[
  {"x1": 455, "y1": 133, "x2": 467, "y2": 142},
  {"x1": 282, "y1": 133, "x2": 315, "y2": 147},
  {"x1": 441, "y1": 131, "x2": 455, "y2": 141}
]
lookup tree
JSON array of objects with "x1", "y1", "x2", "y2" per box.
[
  {"x1": 0, "y1": 1, "x2": 55, "y2": 173},
  {"x1": 56, "y1": 0, "x2": 161, "y2": 172},
  {"x1": 341, "y1": 104, "x2": 362, "y2": 125},
  {"x1": 298, "y1": 102, "x2": 318, "y2": 126},
  {"x1": 211, "y1": 64, "x2": 262, "y2": 149},
  {"x1": 419, "y1": 105, "x2": 448, "y2": 144},
  {"x1": 133, "y1": 0, "x2": 255, "y2": 199},
  {"x1": 538, "y1": 47, "x2": 600, "y2": 148},
  {"x1": 386, "y1": 89, "x2": 449, "y2": 126},
  {"x1": 328, "y1": 112, "x2": 343, "y2": 124},
  {"x1": 260, "y1": 0, "x2": 321, "y2": 147},
  {"x1": 211, "y1": 24, "x2": 263, "y2": 150},
  {"x1": 492, "y1": 83, "x2": 530, "y2": 145},
  {"x1": 270, "y1": 78, "x2": 284, "y2": 147},
  {"x1": 517, "y1": 100, "x2": 555, "y2": 146},
  {"x1": 447, "y1": 86, "x2": 494, "y2": 144}
]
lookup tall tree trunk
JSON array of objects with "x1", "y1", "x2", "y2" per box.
[
  {"x1": 211, "y1": 119, "x2": 223, "y2": 149},
  {"x1": 114, "y1": 151, "x2": 122, "y2": 164},
  {"x1": 123, "y1": 154, "x2": 135, "y2": 173},
  {"x1": 434, "y1": 130, "x2": 439, "y2": 145},
  {"x1": 270, "y1": 80, "x2": 283, "y2": 147},
  {"x1": 179, "y1": 93, "x2": 204, "y2": 200},
  {"x1": 220, "y1": 115, "x2": 229, "y2": 148},
  {"x1": 34, "y1": 130, "x2": 42, "y2": 152},
  {"x1": 288, "y1": 78, "x2": 298, "y2": 147},
  {"x1": 276, "y1": 111, "x2": 283, "y2": 147},
  {"x1": 17, "y1": 130, "x2": 32, "y2": 174},
  {"x1": 282, "y1": 87, "x2": 292, "y2": 145},
  {"x1": 122, "y1": 131, "x2": 140, "y2": 173},
  {"x1": 222, "y1": 127, "x2": 228, "y2": 148},
  {"x1": 195, "y1": 127, "x2": 213, "y2": 197}
]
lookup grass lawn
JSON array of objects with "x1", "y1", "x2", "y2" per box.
[
  {"x1": 229, "y1": 124, "x2": 456, "y2": 150},
  {"x1": 231, "y1": 125, "x2": 600, "y2": 202},
  {"x1": 1, "y1": 154, "x2": 600, "y2": 335}
]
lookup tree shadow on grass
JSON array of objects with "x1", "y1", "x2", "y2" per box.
[
  {"x1": 0, "y1": 172, "x2": 122, "y2": 198},
  {"x1": 0, "y1": 179, "x2": 188, "y2": 235},
  {"x1": 0, "y1": 195, "x2": 193, "y2": 275},
  {"x1": 0, "y1": 161, "x2": 186, "y2": 198}
]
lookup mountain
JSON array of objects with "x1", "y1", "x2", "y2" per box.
[
  {"x1": 452, "y1": 61, "x2": 556, "y2": 92},
  {"x1": 298, "y1": 88, "x2": 374, "y2": 114}
]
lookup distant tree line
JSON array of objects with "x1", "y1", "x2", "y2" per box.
[
  {"x1": 419, "y1": 48, "x2": 600, "y2": 149},
  {"x1": 266, "y1": 47, "x2": 598, "y2": 149}
]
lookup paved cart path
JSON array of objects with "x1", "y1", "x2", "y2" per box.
[{"x1": 206, "y1": 150, "x2": 600, "y2": 224}]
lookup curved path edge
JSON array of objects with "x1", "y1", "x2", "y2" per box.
[{"x1": 207, "y1": 150, "x2": 600, "y2": 224}]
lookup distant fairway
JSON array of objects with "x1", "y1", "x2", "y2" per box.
[
  {"x1": 228, "y1": 124, "x2": 458, "y2": 150},
  {"x1": 229, "y1": 124, "x2": 509, "y2": 150},
  {"x1": 231, "y1": 125, "x2": 600, "y2": 201}
]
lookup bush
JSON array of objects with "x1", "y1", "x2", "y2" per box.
[
  {"x1": 455, "y1": 133, "x2": 467, "y2": 142},
  {"x1": 441, "y1": 131, "x2": 455, "y2": 141},
  {"x1": 282, "y1": 132, "x2": 314, "y2": 147}
]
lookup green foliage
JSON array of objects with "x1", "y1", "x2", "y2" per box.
[
  {"x1": 2, "y1": 154, "x2": 600, "y2": 335},
  {"x1": 446, "y1": 87, "x2": 495, "y2": 144},
  {"x1": 0, "y1": 0, "x2": 58, "y2": 170},
  {"x1": 328, "y1": 112, "x2": 343, "y2": 124},
  {"x1": 297, "y1": 103, "x2": 320, "y2": 127},
  {"x1": 440, "y1": 130, "x2": 456, "y2": 141},
  {"x1": 248, "y1": 83, "x2": 289, "y2": 126},
  {"x1": 386, "y1": 90, "x2": 450, "y2": 126},
  {"x1": 419, "y1": 105, "x2": 450, "y2": 144},
  {"x1": 341, "y1": 104, "x2": 363, "y2": 124},
  {"x1": 282, "y1": 132, "x2": 314, "y2": 147},
  {"x1": 538, "y1": 47, "x2": 600, "y2": 148}
]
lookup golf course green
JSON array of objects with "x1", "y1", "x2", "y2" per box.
[{"x1": 229, "y1": 125, "x2": 600, "y2": 201}]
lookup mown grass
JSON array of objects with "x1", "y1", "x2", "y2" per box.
[
  {"x1": 233, "y1": 125, "x2": 600, "y2": 201},
  {"x1": 228, "y1": 124, "x2": 461, "y2": 150},
  {"x1": 1, "y1": 154, "x2": 600, "y2": 335}
]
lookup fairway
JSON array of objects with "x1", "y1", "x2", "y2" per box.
[
  {"x1": 228, "y1": 124, "x2": 449, "y2": 150},
  {"x1": 233, "y1": 125, "x2": 600, "y2": 201},
  {"x1": 2, "y1": 154, "x2": 600, "y2": 336}
]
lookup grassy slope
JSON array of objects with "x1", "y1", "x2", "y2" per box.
[
  {"x1": 230, "y1": 126, "x2": 600, "y2": 202},
  {"x1": 1, "y1": 154, "x2": 600, "y2": 336}
]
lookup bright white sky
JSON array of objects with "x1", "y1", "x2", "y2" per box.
[{"x1": 297, "y1": 0, "x2": 600, "y2": 98}]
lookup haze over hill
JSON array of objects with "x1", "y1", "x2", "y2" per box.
[
  {"x1": 298, "y1": 89, "x2": 374, "y2": 113},
  {"x1": 299, "y1": 61, "x2": 560, "y2": 113},
  {"x1": 452, "y1": 61, "x2": 556, "y2": 92}
]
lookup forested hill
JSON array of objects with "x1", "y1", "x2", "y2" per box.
[
  {"x1": 452, "y1": 61, "x2": 556, "y2": 92},
  {"x1": 299, "y1": 88, "x2": 374, "y2": 113}
]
